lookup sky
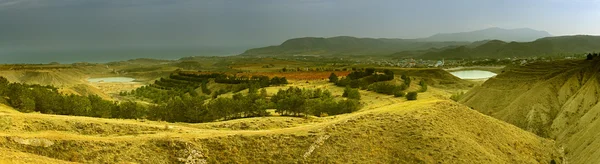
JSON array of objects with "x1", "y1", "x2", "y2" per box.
[{"x1": 0, "y1": 0, "x2": 599, "y2": 62}]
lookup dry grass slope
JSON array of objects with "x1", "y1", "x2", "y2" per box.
[
  {"x1": 461, "y1": 59, "x2": 600, "y2": 164},
  {"x1": 0, "y1": 85, "x2": 563, "y2": 163}
]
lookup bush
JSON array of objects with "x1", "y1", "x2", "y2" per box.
[
  {"x1": 367, "y1": 82, "x2": 406, "y2": 95},
  {"x1": 343, "y1": 87, "x2": 361, "y2": 100},
  {"x1": 401, "y1": 75, "x2": 411, "y2": 87},
  {"x1": 394, "y1": 91, "x2": 405, "y2": 97},
  {"x1": 450, "y1": 92, "x2": 465, "y2": 102},
  {"x1": 406, "y1": 92, "x2": 418, "y2": 100},
  {"x1": 419, "y1": 80, "x2": 428, "y2": 92},
  {"x1": 328, "y1": 72, "x2": 338, "y2": 83}
]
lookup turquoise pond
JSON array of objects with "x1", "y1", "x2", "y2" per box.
[
  {"x1": 87, "y1": 77, "x2": 135, "y2": 83},
  {"x1": 449, "y1": 70, "x2": 497, "y2": 79}
]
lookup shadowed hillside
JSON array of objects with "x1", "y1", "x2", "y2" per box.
[
  {"x1": 420, "y1": 35, "x2": 600, "y2": 59},
  {"x1": 241, "y1": 36, "x2": 469, "y2": 56},
  {"x1": 460, "y1": 59, "x2": 600, "y2": 163}
]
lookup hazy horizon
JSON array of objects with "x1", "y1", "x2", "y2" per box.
[{"x1": 1, "y1": 0, "x2": 599, "y2": 63}]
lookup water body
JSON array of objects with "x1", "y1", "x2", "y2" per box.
[
  {"x1": 88, "y1": 77, "x2": 135, "y2": 83},
  {"x1": 0, "y1": 46, "x2": 248, "y2": 64},
  {"x1": 450, "y1": 70, "x2": 497, "y2": 79}
]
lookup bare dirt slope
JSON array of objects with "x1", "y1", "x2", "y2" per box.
[
  {"x1": 461, "y1": 59, "x2": 600, "y2": 164},
  {"x1": 0, "y1": 70, "x2": 85, "y2": 86},
  {"x1": 0, "y1": 85, "x2": 562, "y2": 163}
]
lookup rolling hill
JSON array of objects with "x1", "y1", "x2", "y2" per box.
[
  {"x1": 0, "y1": 83, "x2": 563, "y2": 163},
  {"x1": 419, "y1": 35, "x2": 600, "y2": 59},
  {"x1": 460, "y1": 59, "x2": 600, "y2": 164},
  {"x1": 420, "y1": 27, "x2": 552, "y2": 42},
  {"x1": 240, "y1": 36, "x2": 470, "y2": 56}
]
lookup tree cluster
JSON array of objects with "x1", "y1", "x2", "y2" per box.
[
  {"x1": 0, "y1": 77, "x2": 145, "y2": 119},
  {"x1": 367, "y1": 82, "x2": 407, "y2": 95},
  {"x1": 334, "y1": 68, "x2": 395, "y2": 89},
  {"x1": 271, "y1": 87, "x2": 362, "y2": 117},
  {"x1": 148, "y1": 86, "x2": 270, "y2": 123},
  {"x1": 125, "y1": 72, "x2": 287, "y2": 103},
  {"x1": 586, "y1": 53, "x2": 600, "y2": 60},
  {"x1": 343, "y1": 87, "x2": 361, "y2": 100},
  {"x1": 281, "y1": 67, "x2": 344, "y2": 72},
  {"x1": 0, "y1": 75, "x2": 361, "y2": 124}
]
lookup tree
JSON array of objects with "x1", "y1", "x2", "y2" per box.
[
  {"x1": 587, "y1": 53, "x2": 594, "y2": 60},
  {"x1": 419, "y1": 80, "x2": 428, "y2": 92},
  {"x1": 337, "y1": 99, "x2": 361, "y2": 114},
  {"x1": 401, "y1": 75, "x2": 411, "y2": 87},
  {"x1": 260, "y1": 88, "x2": 268, "y2": 98},
  {"x1": 115, "y1": 101, "x2": 147, "y2": 119},
  {"x1": 276, "y1": 94, "x2": 306, "y2": 116},
  {"x1": 19, "y1": 97, "x2": 36, "y2": 113},
  {"x1": 329, "y1": 73, "x2": 339, "y2": 83},
  {"x1": 343, "y1": 87, "x2": 361, "y2": 100},
  {"x1": 406, "y1": 92, "x2": 418, "y2": 100},
  {"x1": 365, "y1": 68, "x2": 375, "y2": 75},
  {"x1": 88, "y1": 95, "x2": 114, "y2": 118},
  {"x1": 200, "y1": 80, "x2": 211, "y2": 94}
]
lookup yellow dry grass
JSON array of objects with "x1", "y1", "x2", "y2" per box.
[
  {"x1": 0, "y1": 79, "x2": 563, "y2": 163},
  {"x1": 461, "y1": 59, "x2": 600, "y2": 164}
]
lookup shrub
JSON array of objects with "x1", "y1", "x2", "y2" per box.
[
  {"x1": 419, "y1": 80, "x2": 428, "y2": 92},
  {"x1": 328, "y1": 73, "x2": 339, "y2": 83},
  {"x1": 450, "y1": 92, "x2": 465, "y2": 102},
  {"x1": 401, "y1": 75, "x2": 411, "y2": 87},
  {"x1": 394, "y1": 91, "x2": 405, "y2": 97},
  {"x1": 368, "y1": 82, "x2": 405, "y2": 95},
  {"x1": 343, "y1": 87, "x2": 361, "y2": 100},
  {"x1": 406, "y1": 92, "x2": 418, "y2": 100}
]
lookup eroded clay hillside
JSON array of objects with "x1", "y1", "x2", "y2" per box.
[{"x1": 461, "y1": 59, "x2": 600, "y2": 163}]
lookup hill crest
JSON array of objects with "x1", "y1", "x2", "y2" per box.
[
  {"x1": 240, "y1": 36, "x2": 470, "y2": 56},
  {"x1": 421, "y1": 27, "x2": 552, "y2": 42},
  {"x1": 460, "y1": 59, "x2": 600, "y2": 163},
  {"x1": 419, "y1": 35, "x2": 600, "y2": 59}
]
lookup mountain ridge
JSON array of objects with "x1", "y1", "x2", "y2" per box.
[
  {"x1": 240, "y1": 36, "x2": 469, "y2": 56},
  {"x1": 418, "y1": 35, "x2": 600, "y2": 59},
  {"x1": 240, "y1": 27, "x2": 555, "y2": 57},
  {"x1": 420, "y1": 27, "x2": 552, "y2": 42}
]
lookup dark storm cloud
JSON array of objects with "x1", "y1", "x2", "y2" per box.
[{"x1": 0, "y1": 0, "x2": 598, "y2": 62}]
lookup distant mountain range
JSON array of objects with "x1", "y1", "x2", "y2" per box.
[
  {"x1": 419, "y1": 27, "x2": 552, "y2": 42},
  {"x1": 240, "y1": 28, "x2": 600, "y2": 59},
  {"x1": 240, "y1": 36, "x2": 469, "y2": 56},
  {"x1": 419, "y1": 35, "x2": 600, "y2": 59}
]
